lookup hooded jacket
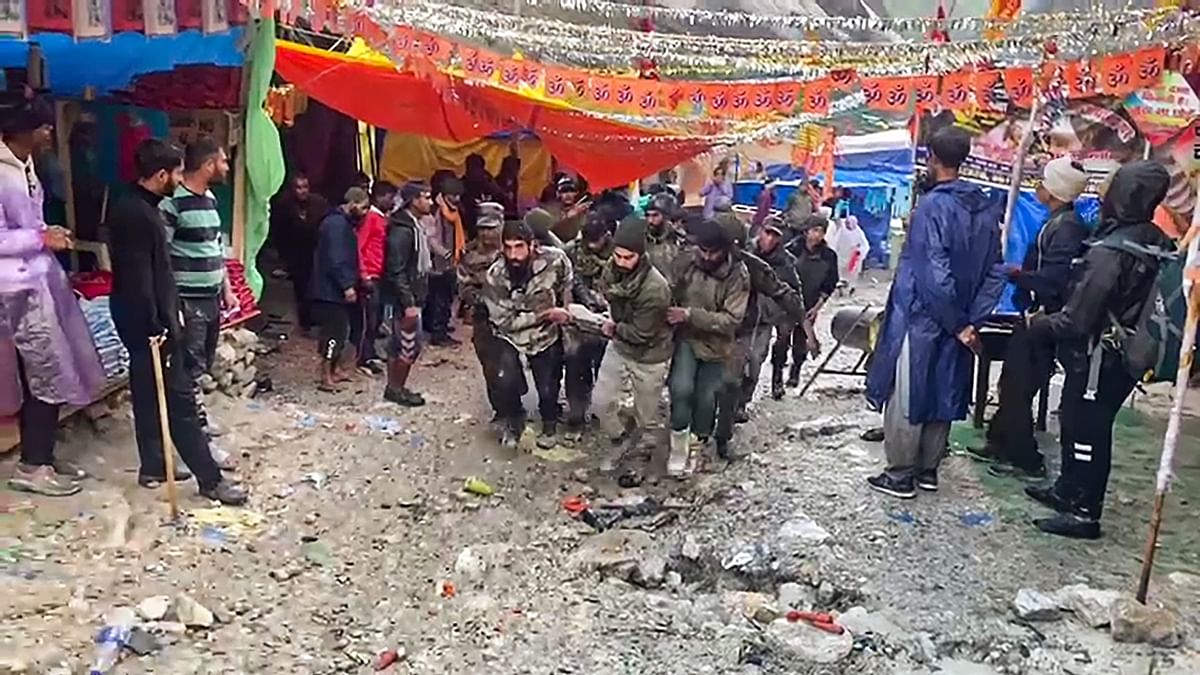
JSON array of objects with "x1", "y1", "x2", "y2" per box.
[
  {"x1": 384, "y1": 208, "x2": 429, "y2": 310},
  {"x1": 669, "y1": 251, "x2": 751, "y2": 362},
  {"x1": 309, "y1": 208, "x2": 360, "y2": 304},
  {"x1": 1013, "y1": 203, "x2": 1089, "y2": 314},
  {"x1": 1029, "y1": 161, "x2": 1170, "y2": 370},
  {"x1": 865, "y1": 178, "x2": 1006, "y2": 423},
  {"x1": 600, "y1": 256, "x2": 673, "y2": 364}
]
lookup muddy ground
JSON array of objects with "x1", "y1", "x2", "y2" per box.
[{"x1": 2, "y1": 271, "x2": 1199, "y2": 675}]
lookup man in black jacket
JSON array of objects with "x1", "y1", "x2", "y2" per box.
[
  {"x1": 383, "y1": 182, "x2": 433, "y2": 406},
  {"x1": 1025, "y1": 161, "x2": 1170, "y2": 539},
  {"x1": 781, "y1": 215, "x2": 839, "y2": 389},
  {"x1": 981, "y1": 156, "x2": 1090, "y2": 478},
  {"x1": 741, "y1": 216, "x2": 803, "y2": 406},
  {"x1": 310, "y1": 187, "x2": 368, "y2": 392},
  {"x1": 108, "y1": 139, "x2": 245, "y2": 505}
]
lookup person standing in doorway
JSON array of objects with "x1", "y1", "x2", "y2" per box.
[
  {"x1": 108, "y1": 138, "x2": 246, "y2": 504},
  {"x1": 0, "y1": 97, "x2": 105, "y2": 497},
  {"x1": 353, "y1": 180, "x2": 395, "y2": 376},
  {"x1": 159, "y1": 137, "x2": 236, "y2": 440},
  {"x1": 383, "y1": 182, "x2": 434, "y2": 406},
  {"x1": 979, "y1": 156, "x2": 1089, "y2": 479},
  {"x1": 271, "y1": 173, "x2": 328, "y2": 334},
  {"x1": 864, "y1": 127, "x2": 1005, "y2": 499},
  {"x1": 424, "y1": 176, "x2": 465, "y2": 346},
  {"x1": 310, "y1": 188, "x2": 368, "y2": 392}
]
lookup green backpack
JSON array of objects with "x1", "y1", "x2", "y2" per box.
[{"x1": 1094, "y1": 235, "x2": 1186, "y2": 383}]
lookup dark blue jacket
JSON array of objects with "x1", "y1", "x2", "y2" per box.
[
  {"x1": 866, "y1": 179, "x2": 1006, "y2": 423},
  {"x1": 309, "y1": 208, "x2": 360, "y2": 304},
  {"x1": 1013, "y1": 204, "x2": 1089, "y2": 314}
]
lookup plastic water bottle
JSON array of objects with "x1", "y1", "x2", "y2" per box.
[{"x1": 88, "y1": 621, "x2": 132, "y2": 674}]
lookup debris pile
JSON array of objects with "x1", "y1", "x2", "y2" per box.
[{"x1": 201, "y1": 328, "x2": 264, "y2": 398}]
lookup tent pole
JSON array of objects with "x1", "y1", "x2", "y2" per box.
[
  {"x1": 1001, "y1": 97, "x2": 1041, "y2": 259},
  {"x1": 1135, "y1": 192, "x2": 1200, "y2": 604}
]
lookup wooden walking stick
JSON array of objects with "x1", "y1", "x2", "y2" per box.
[
  {"x1": 1135, "y1": 196, "x2": 1200, "y2": 603},
  {"x1": 148, "y1": 335, "x2": 180, "y2": 520}
]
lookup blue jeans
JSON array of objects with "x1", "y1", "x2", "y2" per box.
[{"x1": 668, "y1": 341, "x2": 725, "y2": 437}]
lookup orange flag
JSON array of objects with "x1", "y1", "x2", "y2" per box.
[
  {"x1": 802, "y1": 79, "x2": 832, "y2": 115},
  {"x1": 1099, "y1": 53, "x2": 1136, "y2": 95},
  {"x1": 911, "y1": 76, "x2": 939, "y2": 110},
  {"x1": 1132, "y1": 47, "x2": 1166, "y2": 90},
  {"x1": 1003, "y1": 67, "x2": 1035, "y2": 108},
  {"x1": 940, "y1": 72, "x2": 972, "y2": 109},
  {"x1": 973, "y1": 70, "x2": 1003, "y2": 108}
]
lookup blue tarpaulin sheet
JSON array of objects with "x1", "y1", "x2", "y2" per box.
[{"x1": 0, "y1": 30, "x2": 244, "y2": 97}]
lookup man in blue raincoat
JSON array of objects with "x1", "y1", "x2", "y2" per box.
[{"x1": 865, "y1": 127, "x2": 1006, "y2": 499}]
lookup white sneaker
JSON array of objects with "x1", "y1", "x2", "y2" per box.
[{"x1": 668, "y1": 429, "x2": 691, "y2": 477}]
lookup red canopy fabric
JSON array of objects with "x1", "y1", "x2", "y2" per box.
[{"x1": 274, "y1": 41, "x2": 711, "y2": 189}]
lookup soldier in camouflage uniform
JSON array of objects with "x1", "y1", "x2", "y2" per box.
[
  {"x1": 712, "y1": 214, "x2": 806, "y2": 460},
  {"x1": 483, "y1": 220, "x2": 574, "y2": 449},
  {"x1": 562, "y1": 215, "x2": 614, "y2": 432},
  {"x1": 644, "y1": 193, "x2": 684, "y2": 282},
  {"x1": 457, "y1": 202, "x2": 505, "y2": 419}
]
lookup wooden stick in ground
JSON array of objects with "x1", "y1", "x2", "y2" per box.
[
  {"x1": 148, "y1": 335, "x2": 180, "y2": 520},
  {"x1": 1135, "y1": 206, "x2": 1200, "y2": 603}
]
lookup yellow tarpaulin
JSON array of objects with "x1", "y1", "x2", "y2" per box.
[{"x1": 379, "y1": 133, "x2": 553, "y2": 203}]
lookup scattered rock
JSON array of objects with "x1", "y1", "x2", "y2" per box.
[
  {"x1": 571, "y1": 529, "x2": 654, "y2": 579},
  {"x1": 270, "y1": 564, "x2": 304, "y2": 581},
  {"x1": 630, "y1": 555, "x2": 666, "y2": 589},
  {"x1": 783, "y1": 416, "x2": 855, "y2": 439},
  {"x1": 126, "y1": 627, "x2": 161, "y2": 656},
  {"x1": 1110, "y1": 597, "x2": 1182, "y2": 647},
  {"x1": 170, "y1": 594, "x2": 214, "y2": 628},
  {"x1": 1013, "y1": 588, "x2": 1061, "y2": 622},
  {"x1": 680, "y1": 535, "x2": 702, "y2": 561},
  {"x1": 1055, "y1": 584, "x2": 1121, "y2": 628},
  {"x1": 722, "y1": 592, "x2": 776, "y2": 622},
  {"x1": 137, "y1": 595, "x2": 171, "y2": 621},
  {"x1": 766, "y1": 617, "x2": 854, "y2": 664},
  {"x1": 455, "y1": 547, "x2": 486, "y2": 581},
  {"x1": 777, "y1": 582, "x2": 814, "y2": 611},
  {"x1": 836, "y1": 606, "x2": 911, "y2": 642}
]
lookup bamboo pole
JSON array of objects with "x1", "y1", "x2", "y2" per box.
[
  {"x1": 1135, "y1": 188, "x2": 1200, "y2": 604},
  {"x1": 148, "y1": 336, "x2": 181, "y2": 521}
]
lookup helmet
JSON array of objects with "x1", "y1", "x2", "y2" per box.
[{"x1": 646, "y1": 193, "x2": 678, "y2": 215}]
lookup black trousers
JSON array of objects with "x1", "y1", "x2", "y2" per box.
[
  {"x1": 492, "y1": 339, "x2": 564, "y2": 428},
  {"x1": 423, "y1": 273, "x2": 455, "y2": 338},
  {"x1": 284, "y1": 240, "x2": 315, "y2": 329},
  {"x1": 986, "y1": 323, "x2": 1055, "y2": 470},
  {"x1": 180, "y1": 296, "x2": 220, "y2": 377},
  {"x1": 472, "y1": 317, "x2": 502, "y2": 415},
  {"x1": 1053, "y1": 352, "x2": 1137, "y2": 519},
  {"x1": 350, "y1": 283, "x2": 382, "y2": 366},
  {"x1": 16, "y1": 358, "x2": 59, "y2": 467},
  {"x1": 564, "y1": 339, "x2": 606, "y2": 423},
  {"x1": 127, "y1": 342, "x2": 222, "y2": 489},
  {"x1": 772, "y1": 321, "x2": 808, "y2": 372}
]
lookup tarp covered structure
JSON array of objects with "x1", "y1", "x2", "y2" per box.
[{"x1": 274, "y1": 40, "x2": 713, "y2": 190}]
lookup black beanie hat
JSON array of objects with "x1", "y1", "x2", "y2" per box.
[
  {"x1": 612, "y1": 217, "x2": 647, "y2": 254},
  {"x1": 692, "y1": 218, "x2": 729, "y2": 250}
]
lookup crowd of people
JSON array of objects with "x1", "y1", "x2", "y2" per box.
[
  {"x1": 0, "y1": 108, "x2": 1182, "y2": 539},
  {"x1": 288, "y1": 156, "x2": 844, "y2": 477},
  {"x1": 864, "y1": 127, "x2": 1176, "y2": 541}
]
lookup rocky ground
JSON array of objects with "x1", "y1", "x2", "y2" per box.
[{"x1": 2, "y1": 271, "x2": 1199, "y2": 675}]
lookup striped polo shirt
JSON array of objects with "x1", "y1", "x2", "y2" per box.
[{"x1": 160, "y1": 184, "x2": 226, "y2": 297}]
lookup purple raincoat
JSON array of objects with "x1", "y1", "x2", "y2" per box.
[{"x1": 0, "y1": 141, "x2": 104, "y2": 416}]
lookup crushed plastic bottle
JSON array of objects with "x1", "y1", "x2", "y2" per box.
[{"x1": 88, "y1": 619, "x2": 133, "y2": 674}]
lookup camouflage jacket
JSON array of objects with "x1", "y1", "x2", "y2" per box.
[
  {"x1": 456, "y1": 240, "x2": 500, "y2": 318},
  {"x1": 563, "y1": 237, "x2": 612, "y2": 311},
  {"x1": 669, "y1": 252, "x2": 750, "y2": 362},
  {"x1": 483, "y1": 246, "x2": 573, "y2": 356},
  {"x1": 645, "y1": 225, "x2": 684, "y2": 283}
]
